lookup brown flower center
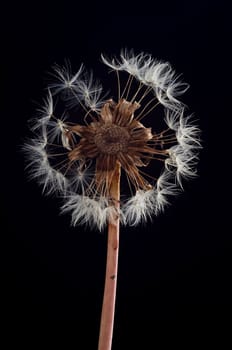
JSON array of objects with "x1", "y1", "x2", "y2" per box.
[{"x1": 94, "y1": 124, "x2": 130, "y2": 155}]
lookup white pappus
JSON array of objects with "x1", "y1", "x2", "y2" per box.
[{"x1": 24, "y1": 50, "x2": 201, "y2": 230}]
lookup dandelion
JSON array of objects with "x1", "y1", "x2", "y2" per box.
[{"x1": 24, "y1": 49, "x2": 201, "y2": 350}]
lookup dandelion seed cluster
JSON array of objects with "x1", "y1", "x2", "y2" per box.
[{"x1": 24, "y1": 50, "x2": 201, "y2": 230}]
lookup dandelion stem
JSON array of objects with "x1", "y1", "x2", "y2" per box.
[{"x1": 98, "y1": 161, "x2": 121, "y2": 350}]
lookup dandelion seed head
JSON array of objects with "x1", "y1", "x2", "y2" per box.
[{"x1": 25, "y1": 50, "x2": 201, "y2": 229}]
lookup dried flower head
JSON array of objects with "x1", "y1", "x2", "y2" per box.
[{"x1": 24, "y1": 50, "x2": 201, "y2": 230}]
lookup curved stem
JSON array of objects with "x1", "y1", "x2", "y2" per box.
[{"x1": 98, "y1": 162, "x2": 121, "y2": 350}]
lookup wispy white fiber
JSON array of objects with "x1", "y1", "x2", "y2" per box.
[
  {"x1": 164, "y1": 108, "x2": 201, "y2": 187},
  {"x1": 165, "y1": 109, "x2": 201, "y2": 149},
  {"x1": 74, "y1": 71, "x2": 105, "y2": 112},
  {"x1": 68, "y1": 164, "x2": 93, "y2": 194},
  {"x1": 102, "y1": 49, "x2": 188, "y2": 110},
  {"x1": 49, "y1": 62, "x2": 84, "y2": 95},
  {"x1": 177, "y1": 114, "x2": 201, "y2": 150},
  {"x1": 24, "y1": 136, "x2": 68, "y2": 195},
  {"x1": 101, "y1": 50, "x2": 152, "y2": 78},
  {"x1": 164, "y1": 108, "x2": 181, "y2": 130},
  {"x1": 24, "y1": 136, "x2": 48, "y2": 168},
  {"x1": 122, "y1": 189, "x2": 156, "y2": 226},
  {"x1": 155, "y1": 170, "x2": 179, "y2": 214},
  {"x1": 142, "y1": 62, "x2": 189, "y2": 110},
  {"x1": 62, "y1": 195, "x2": 110, "y2": 231},
  {"x1": 30, "y1": 90, "x2": 54, "y2": 135},
  {"x1": 40, "y1": 168, "x2": 68, "y2": 195},
  {"x1": 165, "y1": 145, "x2": 199, "y2": 188},
  {"x1": 122, "y1": 170, "x2": 181, "y2": 225},
  {"x1": 48, "y1": 63, "x2": 105, "y2": 112},
  {"x1": 48, "y1": 117, "x2": 72, "y2": 150}
]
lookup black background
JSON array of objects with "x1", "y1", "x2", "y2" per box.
[{"x1": 1, "y1": 1, "x2": 230, "y2": 348}]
